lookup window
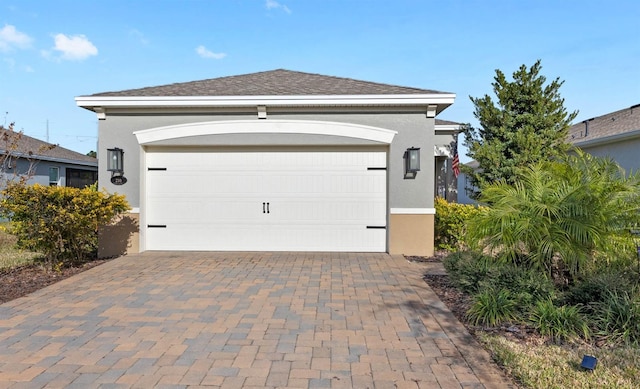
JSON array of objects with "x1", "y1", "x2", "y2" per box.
[
  {"x1": 66, "y1": 168, "x2": 97, "y2": 188},
  {"x1": 49, "y1": 167, "x2": 59, "y2": 186}
]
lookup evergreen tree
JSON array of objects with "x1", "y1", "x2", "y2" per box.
[{"x1": 462, "y1": 60, "x2": 577, "y2": 196}]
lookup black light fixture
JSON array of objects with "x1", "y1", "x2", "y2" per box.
[
  {"x1": 405, "y1": 147, "x2": 421, "y2": 174},
  {"x1": 107, "y1": 147, "x2": 126, "y2": 185},
  {"x1": 580, "y1": 355, "x2": 597, "y2": 371},
  {"x1": 107, "y1": 147, "x2": 124, "y2": 174}
]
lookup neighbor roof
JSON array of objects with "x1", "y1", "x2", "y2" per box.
[
  {"x1": 88, "y1": 69, "x2": 451, "y2": 97},
  {"x1": 0, "y1": 129, "x2": 97, "y2": 166},
  {"x1": 569, "y1": 104, "x2": 640, "y2": 145}
]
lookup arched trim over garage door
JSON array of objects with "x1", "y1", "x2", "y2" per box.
[{"x1": 134, "y1": 119, "x2": 397, "y2": 145}]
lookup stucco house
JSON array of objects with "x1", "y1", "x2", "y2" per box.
[
  {"x1": 569, "y1": 104, "x2": 640, "y2": 174},
  {"x1": 0, "y1": 129, "x2": 98, "y2": 188},
  {"x1": 76, "y1": 69, "x2": 456, "y2": 257}
]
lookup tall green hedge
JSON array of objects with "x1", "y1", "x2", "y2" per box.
[{"x1": 0, "y1": 183, "x2": 129, "y2": 268}]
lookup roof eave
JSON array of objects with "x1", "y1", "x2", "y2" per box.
[
  {"x1": 435, "y1": 124, "x2": 461, "y2": 134},
  {"x1": 1, "y1": 150, "x2": 98, "y2": 167},
  {"x1": 572, "y1": 128, "x2": 640, "y2": 148},
  {"x1": 76, "y1": 94, "x2": 456, "y2": 110}
]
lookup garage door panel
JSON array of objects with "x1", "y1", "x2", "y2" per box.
[{"x1": 145, "y1": 150, "x2": 387, "y2": 252}]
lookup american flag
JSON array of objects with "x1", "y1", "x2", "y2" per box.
[{"x1": 452, "y1": 151, "x2": 460, "y2": 178}]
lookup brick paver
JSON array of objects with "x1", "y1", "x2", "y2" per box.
[{"x1": 0, "y1": 252, "x2": 513, "y2": 388}]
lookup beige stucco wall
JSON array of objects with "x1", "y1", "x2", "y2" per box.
[
  {"x1": 389, "y1": 213, "x2": 434, "y2": 256},
  {"x1": 98, "y1": 212, "x2": 140, "y2": 258}
]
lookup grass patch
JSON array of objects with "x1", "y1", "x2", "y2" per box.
[
  {"x1": 479, "y1": 332, "x2": 640, "y2": 389},
  {"x1": 0, "y1": 223, "x2": 43, "y2": 270}
]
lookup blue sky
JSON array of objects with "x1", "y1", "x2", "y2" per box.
[{"x1": 1, "y1": 0, "x2": 638, "y2": 161}]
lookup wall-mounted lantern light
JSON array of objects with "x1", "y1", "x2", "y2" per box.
[
  {"x1": 405, "y1": 147, "x2": 421, "y2": 174},
  {"x1": 107, "y1": 148, "x2": 124, "y2": 174},
  {"x1": 107, "y1": 147, "x2": 127, "y2": 185}
]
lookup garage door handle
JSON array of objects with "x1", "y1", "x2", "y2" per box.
[
  {"x1": 267, "y1": 202, "x2": 270, "y2": 213},
  {"x1": 263, "y1": 202, "x2": 270, "y2": 214}
]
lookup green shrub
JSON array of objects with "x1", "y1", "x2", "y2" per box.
[
  {"x1": 482, "y1": 264, "x2": 555, "y2": 310},
  {"x1": 594, "y1": 289, "x2": 640, "y2": 345},
  {"x1": 468, "y1": 153, "x2": 640, "y2": 282},
  {"x1": 443, "y1": 251, "x2": 494, "y2": 294},
  {"x1": 466, "y1": 288, "x2": 517, "y2": 326},
  {"x1": 529, "y1": 299, "x2": 590, "y2": 343},
  {"x1": 563, "y1": 272, "x2": 636, "y2": 310},
  {"x1": 0, "y1": 183, "x2": 129, "y2": 268},
  {"x1": 444, "y1": 250, "x2": 554, "y2": 308},
  {"x1": 434, "y1": 197, "x2": 484, "y2": 251}
]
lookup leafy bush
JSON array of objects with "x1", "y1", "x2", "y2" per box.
[
  {"x1": 563, "y1": 272, "x2": 637, "y2": 310},
  {"x1": 468, "y1": 151, "x2": 640, "y2": 283},
  {"x1": 594, "y1": 289, "x2": 640, "y2": 345},
  {"x1": 529, "y1": 299, "x2": 590, "y2": 343},
  {"x1": 0, "y1": 183, "x2": 129, "y2": 268},
  {"x1": 443, "y1": 251, "x2": 494, "y2": 294},
  {"x1": 466, "y1": 288, "x2": 517, "y2": 326},
  {"x1": 444, "y1": 251, "x2": 554, "y2": 308},
  {"x1": 482, "y1": 264, "x2": 555, "y2": 310},
  {"x1": 434, "y1": 197, "x2": 484, "y2": 251}
]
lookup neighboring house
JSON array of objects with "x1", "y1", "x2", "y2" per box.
[
  {"x1": 569, "y1": 104, "x2": 640, "y2": 174},
  {"x1": 456, "y1": 160, "x2": 480, "y2": 205},
  {"x1": 76, "y1": 69, "x2": 456, "y2": 257},
  {"x1": 0, "y1": 130, "x2": 98, "y2": 188}
]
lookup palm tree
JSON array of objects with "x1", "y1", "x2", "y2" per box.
[{"x1": 468, "y1": 150, "x2": 640, "y2": 283}]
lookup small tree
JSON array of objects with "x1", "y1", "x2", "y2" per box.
[
  {"x1": 1, "y1": 123, "x2": 56, "y2": 185},
  {"x1": 462, "y1": 60, "x2": 578, "y2": 197}
]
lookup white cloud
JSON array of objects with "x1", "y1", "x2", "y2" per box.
[
  {"x1": 50, "y1": 33, "x2": 98, "y2": 61},
  {"x1": 196, "y1": 45, "x2": 226, "y2": 59},
  {"x1": 0, "y1": 24, "x2": 33, "y2": 52},
  {"x1": 265, "y1": 0, "x2": 291, "y2": 14}
]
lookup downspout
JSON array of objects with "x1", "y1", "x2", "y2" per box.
[{"x1": 584, "y1": 120, "x2": 589, "y2": 137}]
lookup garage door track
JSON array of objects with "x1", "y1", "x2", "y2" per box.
[{"x1": 0, "y1": 252, "x2": 512, "y2": 388}]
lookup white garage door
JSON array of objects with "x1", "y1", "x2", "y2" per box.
[{"x1": 144, "y1": 149, "x2": 387, "y2": 251}]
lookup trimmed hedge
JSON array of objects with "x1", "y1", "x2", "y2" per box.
[
  {"x1": 434, "y1": 197, "x2": 484, "y2": 251},
  {"x1": 0, "y1": 183, "x2": 129, "y2": 268}
]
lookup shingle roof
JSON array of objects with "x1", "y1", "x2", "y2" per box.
[
  {"x1": 435, "y1": 119, "x2": 461, "y2": 126},
  {"x1": 89, "y1": 69, "x2": 451, "y2": 97},
  {"x1": 569, "y1": 104, "x2": 640, "y2": 143},
  {"x1": 0, "y1": 129, "x2": 97, "y2": 165}
]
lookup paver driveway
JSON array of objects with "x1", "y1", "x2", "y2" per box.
[{"x1": 0, "y1": 252, "x2": 513, "y2": 388}]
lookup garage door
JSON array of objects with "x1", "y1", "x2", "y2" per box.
[{"x1": 144, "y1": 149, "x2": 387, "y2": 251}]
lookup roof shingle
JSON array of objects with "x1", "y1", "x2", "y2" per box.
[
  {"x1": 569, "y1": 104, "x2": 640, "y2": 143},
  {"x1": 89, "y1": 69, "x2": 451, "y2": 97},
  {"x1": 0, "y1": 129, "x2": 97, "y2": 165}
]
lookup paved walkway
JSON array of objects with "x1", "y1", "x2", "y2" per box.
[{"x1": 0, "y1": 252, "x2": 513, "y2": 388}]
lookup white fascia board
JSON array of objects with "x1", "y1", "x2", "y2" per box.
[
  {"x1": 435, "y1": 124, "x2": 460, "y2": 134},
  {"x1": 75, "y1": 93, "x2": 456, "y2": 109}
]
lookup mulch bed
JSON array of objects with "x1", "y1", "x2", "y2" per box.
[
  {"x1": 410, "y1": 254, "x2": 540, "y2": 344},
  {"x1": 0, "y1": 260, "x2": 111, "y2": 304}
]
